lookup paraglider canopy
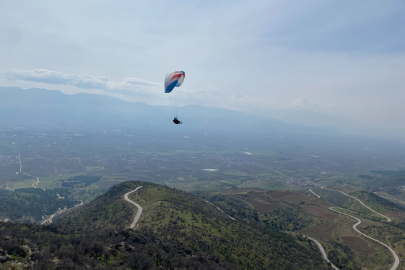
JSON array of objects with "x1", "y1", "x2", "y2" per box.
[{"x1": 165, "y1": 71, "x2": 185, "y2": 93}]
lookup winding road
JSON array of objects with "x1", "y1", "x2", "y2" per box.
[
  {"x1": 306, "y1": 236, "x2": 339, "y2": 270},
  {"x1": 204, "y1": 199, "x2": 236, "y2": 220},
  {"x1": 309, "y1": 188, "x2": 320, "y2": 198},
  {"x1": 330, "y1": 207, "x2": 399, "y2": 270},
  {"x1": 39, "y1": 200, "x2": 83, "y2": 225},
  {"x1": 321, "y1": 186, "x2": 391, "y2": 222},
  {"x1": 311, "y1": 188, "x2": 399, "y2": 270},
  {"x1": 18, "y1": 156, "x2": 45, "y2": 191},
  {"x1": 124, "y1": 186, "x2": 143, "y2": 229},
  {"x1": 206, "y1": 194, "x2": 339, "y2": 269},
  {"x1": 39, "y1": 207, "x2": 68, "y2": 225}
]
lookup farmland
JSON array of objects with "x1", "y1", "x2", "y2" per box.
[{"x1": 202, "y1": 188, "x2": 405, "y2": 270}]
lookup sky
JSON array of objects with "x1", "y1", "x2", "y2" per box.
[{"x1": 1, "y1": 0, "x2": 405, "y2": 132}]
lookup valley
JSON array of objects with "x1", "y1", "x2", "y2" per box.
[{"x1": 1, "y1": 89, "x2": 405, "y2": 269}]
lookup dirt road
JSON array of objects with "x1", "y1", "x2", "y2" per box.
[
  {"x1": 204, "y1": 199, "x2": 236, "y2": 220},
  {"x1": 309, "y1": 188, "x2": 320, "y2": 198},
  {"x1": 321, "y1": 187, "x2": 391, "y2": 222},
  {"x1": 311, "y1": 188, "x2": 399, "y2": 270},
  {"x1": 124, "y1": 186, "x2": 143, "y2": 229},
  {"x1": 306, "y1": 236, "x2": 339, "y2": 270},
  {"x1": 330, "y1": 207, "x2": 399, "y2": 270}
]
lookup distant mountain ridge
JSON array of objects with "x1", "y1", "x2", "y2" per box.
[{"x1": 0, "y1": 87, "x2": 329, "y2": 134}]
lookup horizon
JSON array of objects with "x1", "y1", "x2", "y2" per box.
[{"x1": 2, "y1": 85, "x2": 404, "y2": 143}]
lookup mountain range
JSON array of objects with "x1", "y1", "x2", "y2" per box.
[{"x1": 0, "y1": 87, "x2": 333, "y2": 135}]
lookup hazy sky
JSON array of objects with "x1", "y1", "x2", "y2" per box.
[{"x1": 1, "y1": 0, "x2": 405, "y2": 130}]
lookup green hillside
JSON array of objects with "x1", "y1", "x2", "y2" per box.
[
  {"x1": 197, "y1": 191, "x2": 323, "y2": 231},
  {"x1": 58, "y1": 181, "x2": 155, "y2": 231},
  {"x1": 0, "y1": 188, "x2": 80, "y2": 222},
  {"x1": 17, "y1": 181, "x2": 330, "y2": 270},
  {"x1": 314, "y1": 187, "x2": 404, "y2": 220}
]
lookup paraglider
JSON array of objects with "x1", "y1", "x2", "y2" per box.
[
  {"x1": 173, "y1": 117, "x2": 182, "y2": 125},
  {"x1": 165, "y1": 71, "x2": 185, "y2": 124}
]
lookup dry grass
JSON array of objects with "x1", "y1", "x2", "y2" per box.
[
  {"x1": 248, "y1": 191, "x2": 268, "y2": 198},
  {"x1": 242, "y1": 196, "x2": 284, "y2": 212},
  {"x1": 267, "y1": 190, "x2": 334, "y2": 207},
  {"x1": 266, "y1": 190, "x2": 292, "y2": 200},
  {"x1": 384, "y1": 210, "x2": 405, "y2": 222},
  {"x1": 222, "y1": 188, "x2": 252, "y2": 194},
  {"x1": 357, "y1": 218, "x2": 383, "y2": 229},
  {"x1": 341, "y1": 236, "x2": 377, "y2": 256},
  {"x1": 298, "y1": 221, "x2": 338, "y2": 242},
  {"x1": 333, "y1": 215, "x2": 356, "y2": 237},
  {"x1": 301, "y1": 204, "x2": 338, "y2": 220},
  {"x1": 226, "y1": 193, "x2": 285, "y2": 212},
  {"x1": 328, "y1": 185, "x2": 360, "y2": 193}
]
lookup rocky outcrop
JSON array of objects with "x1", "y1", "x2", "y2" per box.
[{"x1": 0, "y1": 255, "x2": 13, "y2": 263}]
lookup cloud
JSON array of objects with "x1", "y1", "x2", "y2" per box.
[
  {"x1": 291, "y1": 97, "x2": 311, "y2": 108},
  {"x1": 106, "y1": 78, "x2": 160, "y2": 95},
  {"x1": 5, "y1": 69, "x2": 109, "y2": 89},
  {"x1": 289, "y1": 98, "x2": 339, "y2": 114},
  {"x1": 1, "y1": 68, "x2": 224, "y2": 107},
  {"x1": 4, "y1": 69, "x2": 160, "y2": 94},
  {"x1": 230, "y1": 91, "x2": 271, "y2": 108}
]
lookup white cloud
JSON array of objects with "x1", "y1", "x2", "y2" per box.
[
  {"x1": 230, "y1": 91, "x2": 272, "y2": 108},
  {"x1": 106, "y1": 78, "x2": 160, "y2": 96},
  {"x1": 1, "y1": 68, "x2": 225, "y2": 107},
  {"x1": 290, "y1": 97, "x2": 337, "y2": 113},
  {"x1": 4, "y1": 69, "x2": 160, "y2": 95},
  {"x1": 291, "y1": 98, "x2": 311, "y2": 108},
  {"x1": 5, "y1": 69, "x2": 109, "y2": 89}
]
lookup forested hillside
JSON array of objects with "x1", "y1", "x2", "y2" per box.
[{"x1": 0, "y1": 182, "x2": 331, "y2": 269}]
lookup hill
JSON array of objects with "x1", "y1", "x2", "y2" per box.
[
  {"x1": 5, "y1": 182, "x2": 405, "y2": 269},
  {"x1": 196, "y1": 188, "x2": 389, "y2": 270},
  {"x1": 49, "y1": 182, "x2": 328, "y2": 269},
  {"x1": 58, "y1": 181, "x2": 154, "y2": 231}
]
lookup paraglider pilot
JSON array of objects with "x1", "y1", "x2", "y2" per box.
[
  {"x1": 165, "y1": 71, "x2": 185, "y2": 125},
  {"x1": 173, "y1": 117, "x2": 182, "y2": 125}
]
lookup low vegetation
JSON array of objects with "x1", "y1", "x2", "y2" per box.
[
  {"x1": 51, "y1": 182, "x2": 331, "y2": 269},
  {"x1": 0, "y1": 188, "x2": 79, "y2": 222},
  {"x1": 199, "y1": 192, "x2": 323, "y2": 231},
  {"x1": 0, "y1": 221, "x2": 239, "y2": 270},
  {"x1": 61, "y1": 176, "x2": 102, "y2": 188},
  {"x1": 58, "y1": 181, "x2": 155, "y2": 231}
]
